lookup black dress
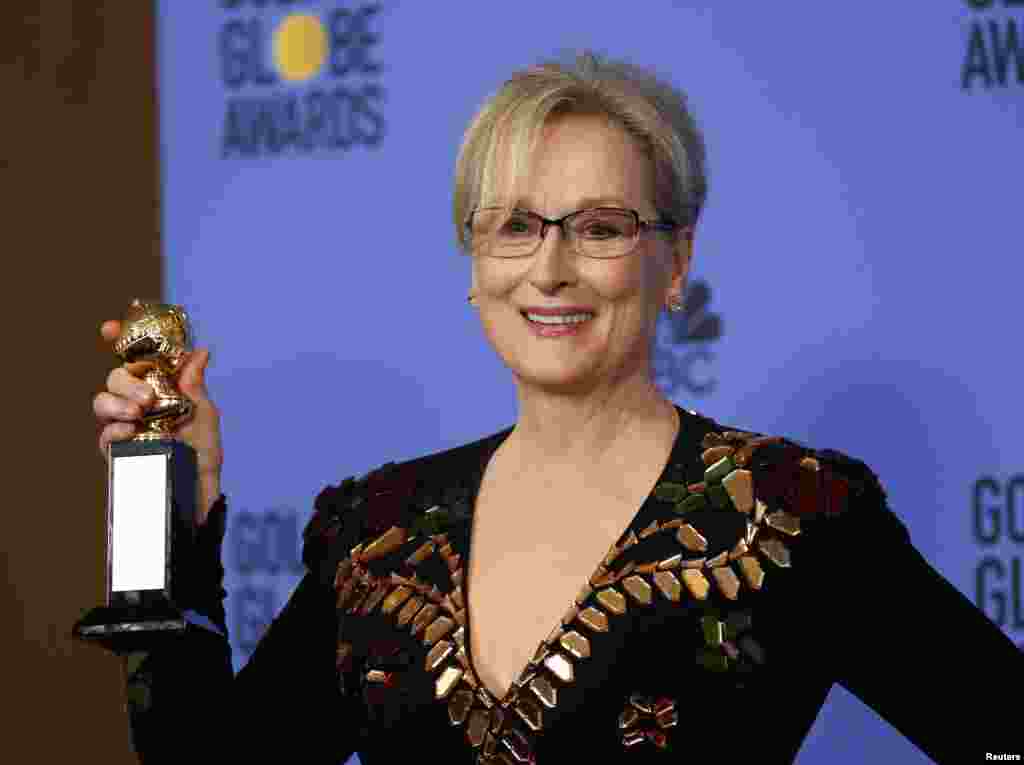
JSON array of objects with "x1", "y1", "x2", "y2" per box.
[{"x1": 120, "y1": 406, "x2": 1023, "y2": 763}]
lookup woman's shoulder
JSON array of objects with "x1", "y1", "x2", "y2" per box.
[
  {"x1": 300, "y1": 424, "x2": 513, "y2": 576},
  {"x1": 688, "y1": 410, "x2": 892, "y2": 521}
]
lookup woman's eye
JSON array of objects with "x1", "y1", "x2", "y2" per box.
[
  {"x1": 501, "y1": 218, "x2": 533, "y2": 235},
  {"x1": 581, "y1": 224, "x2": 622, "y2": 239}
]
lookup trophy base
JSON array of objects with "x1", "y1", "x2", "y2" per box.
[
  {"x1": 74, "y1": 602, "x2": 188, "y2": 652},
  {"x1": 74, "y1": 600, "x2": 189, "y2": 649}
]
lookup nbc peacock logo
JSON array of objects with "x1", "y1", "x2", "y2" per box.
[
  {"x1": 219, "y1": 2, "x2": 386, "y2": 157},
  {"x1": 653, "y1": 279, "x2": 723, "y2": 397}
]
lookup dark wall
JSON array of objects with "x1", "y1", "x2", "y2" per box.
[{"x1": 2, "y1": 2, "x2": 161, "y2": 761}]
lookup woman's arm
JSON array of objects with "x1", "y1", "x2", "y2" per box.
[
  {"x1": 807, "y1": 461, "x2": 1023, "y2": 763},
  {"x1": 121, "y1": 496, "x2": 366, "y2": 764}
]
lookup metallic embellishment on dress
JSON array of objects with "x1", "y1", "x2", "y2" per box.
[
  {"x1": 361, "y1": 525, "x2": 408, "y2": 561},
  {"x1": 449, "y1": 688, "x2": 475, "y2": 724},
  {"x1": 622, "y1": 575, "x2": 653, "y2": 604},
  {"x1": 425, "y1": 640, "x2": 454, "y2": 672},
  {"x1": 559, "y1": 630, "x2": 591, "y2": 660},
  {"x1": 619, "y1": 695, "x2": 677, "y2": 750},
  {"x1": 543, "y1": 652, "x2": 575, "y2": 683},
  {"x1": 595, "y1": 587, "x2": 627, "y2": 615},
  {"x1": 765, "y1": 510, "x2": 802, "y2": 536},
  {"x1": 435, "y1": 665, "x2": 463, "y2": 699},
  {"x1": 529, "y1": 675, "x2": 558, "y2": 709},
  {"x1": 652, "y1": 570, "x2": 682, "y2": 601},
  {"x1": 577, "y1": 606, "x2": 610, "y2": 632},
  {"x1": 327, "y1": 426, "x2": 859, "y2": 765},
  {"x1": 396, "y1": 595, "x2": 424, "y2": 627},
  {"x1": 677, "y1": 524, "x2": 708, "y2": 552}
]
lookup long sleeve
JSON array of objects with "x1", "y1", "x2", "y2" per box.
[
  {"x1": 122, "y1": 495, "x2": 367, "y2": 764},
  {"x1": 804, "y1": 462, "x2": 1023, "y2": 763}
]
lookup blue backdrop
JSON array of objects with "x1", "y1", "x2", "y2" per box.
[{"x1": 157, "y1": 2, "x2": 1023, "y2": 762}]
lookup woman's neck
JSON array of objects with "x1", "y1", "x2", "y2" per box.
[{"x1": 506, "y1": 375, "x2": 680, "y2": 474}]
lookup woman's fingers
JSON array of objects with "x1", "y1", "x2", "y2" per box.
[
  {"x1": 106, "y1": 365, "x2": 155, "y2": 404},
  {"x1": 98, "y1": 421, "x2": 138, "y2": 454},
  {"x1": 93, "y1": 391, "x2": 143, "y2": 424}
]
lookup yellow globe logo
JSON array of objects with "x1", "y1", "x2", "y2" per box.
[{"x1": 272, "y1": 14, "x2": 327, "y2": 82}]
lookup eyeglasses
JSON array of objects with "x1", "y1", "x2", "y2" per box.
[{"x1": 465, "y1": 206, "x2": 680, "y2": 259}]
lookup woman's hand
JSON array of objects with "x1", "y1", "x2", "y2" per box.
[{"x1": 93, "y1": 320, "x2": 224, "y2": 524}]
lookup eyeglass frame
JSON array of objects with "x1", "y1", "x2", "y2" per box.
[{"x1": 464, "y1": 205, "x2": 686, "y2": 259}]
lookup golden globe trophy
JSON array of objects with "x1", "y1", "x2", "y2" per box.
[{"x1": 74, "y1": 300, "x2": 200, "y2": 650}]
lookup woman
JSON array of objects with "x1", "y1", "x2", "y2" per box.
[{"x1": 92, "y1": 52, "x2": 1021, "y2": 764}]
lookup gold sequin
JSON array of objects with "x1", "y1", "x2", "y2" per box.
[
  {"x1": 682, "y1": 557, "x2": 706, "y2": 569},
  {"x1": 634, "y1": 561, "x2": 659, "y2": 575},
  {"x1": 754, "y1": 499, "x2": 767, "y2": 524},
  {"x1": 652, "y1": 570, "x2": 682, "y2": 602},
  {"x1": 621, "y1": 575, "x2": 653, "y2": 605},
  {"x1": 800, "y1": 456, "x2": 820, "y2": 472},
  {"x1": 452, "y1": 568, "x2": 465, "y2": 587},
  {"x1": 448, "y1": 688, "x2": 474, "y2": 725},
  {"x1": 710, "y1": 567, "x2": 741, "y2": 600},
  {"x1": 423, "y1": 616, "x2": 457, "y2": 645},
  {"x1": 361, "y1": 526, "x2": 407, "y2": 561},
  {"x1": 435, "y1": 666, "x2": 462, "y2": 699},
  {"x1": 450, "y1": 585, "x2": 465, "y2": 610},
  {"x1": 729, "y1": 538, "x2": 749, "y2": 560},
  {"x1": 619, "y1": 705, "x2": 640, "y2": 729},
  {"x1": 359, "y1": 581, "x2": 390, "y2": 615},
  {"x1": 529, "y1": 675, "x2": 557, "y2": 708},
  {"x1": 722, "y1": 469, "x2": 754, "y2": 513},
  {"x1": 381, "y1": 585, "x2": 412, "y2": 615},
  {"x1": 559, "y1": 630, "x2": 591, "y2": 660},
  {"x1": 503, "y1": 728, "x2": 533, "y2": 762},
  {"x1": 658, "y1": 554, "x2": 682, "y2": 570},
  {"x1": 514, "y1": 695, "x2": 544, "y2": 732},
  {"x1": 702, "y1": 616, "x2": 724, "y2": 646},
  {"x1": 366, "y1": 669, "x2": 389, "y2": 683},
  {"x1": 758, "y1": 536, "x2": 792, "y2": 568},
  {"x1": 452, "y1": 625, "x2": 465, "y2": 647},
  {"x1": 629, "y1": 694, "x2": 653, "y2": 714},
  {"x1": 544, "y1": 652, "x2": 574, "y2": 683},
  {"x1": 405, "y1": 540, "x2": 434, "y2": 566},
  {"x1": 704, "y1": 455, "x2": 734, "y2": 484},
  {"x1": 438, "y1": 542, "x2": 454, "y2": 559},
  {"x1": 577, "y1": 607, "x2": 610, "y2": 633},
  {"x1": 680, "y1": 569, "x2": 710, "y2": 600},
  {"x1": 677, "y1": 524, "x2": 709, "y2": 552},
  {"x1": 622, "y1": 530, "x2": 639, "y2": 549},
  {"x1": 765, "y1": 510, "x2": 802, "y2": 536},
  {"x1": 425, "y1": 639, "x2": 454, "y2": 672},
  {"x1": 467, "y1": 709, "x2": 489, "y2": 747},
  {"x1": 736, "y1": 555, "x2": 765, "y2": 590},
  {"x1": 702, "y1": 445, "x2": 734, "y2": 465},
  {"x1": 447, "y1": 554, "x2": 462, "y2": 572},
  {"x1": 575, "y1": 583, "x2": 593, "y2": 605},
  {"x1": 705, "y1": 550, "x2": 729, "y2": 568},
  {"x1": 638, "y1": 520, "x2": 660, "y2": 539},
  {"x1": 454, "y1": 608, "x2": 467, "y2": 627},
  {"x1": 589, "y1": 566, "x2": 616, "y2": 588},
  {"x1": 396, "y1": 596, "x2": 423, "y2": 627},
  {"x1": 596, "y1": 588, "x2": 627, "y2": 616},
  {"x1": 411, "y1": 603, "x2": 439, "y2": 636}
]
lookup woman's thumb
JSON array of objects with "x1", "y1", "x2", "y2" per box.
[{"x1": 178, "y1": 348, "x2": 210, "y2": 400}]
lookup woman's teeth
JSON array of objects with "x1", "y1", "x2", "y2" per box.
[{"x1": 525, "y1": 312, "x2": 595, "y2": 325}]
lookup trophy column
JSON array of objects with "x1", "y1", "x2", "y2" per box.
[{"x1": 74, "y1": 300, "x2": 201, "y2": 652}]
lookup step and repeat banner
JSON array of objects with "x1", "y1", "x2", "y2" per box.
[{"x1": 156, "y1": 2, "x2": 1022, "y2": 762}]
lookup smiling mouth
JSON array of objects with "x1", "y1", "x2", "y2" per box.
[{"x1": 520, "y1": 310, "x2": 596, "y2": 325}]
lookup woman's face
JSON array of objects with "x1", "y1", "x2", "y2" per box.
[{"x1": 472, "y1": 113, "x2": 691, "y2": 396}]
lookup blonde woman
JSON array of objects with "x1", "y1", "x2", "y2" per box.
[{"x1": 92, "y1": 52, "x2": 1021, "y2": 764}]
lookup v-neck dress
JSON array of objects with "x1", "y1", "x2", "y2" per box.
[{"x1": 118, "y1": 406, "x2": 1023, "y2": 764}]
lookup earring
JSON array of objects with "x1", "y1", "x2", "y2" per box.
[
  {"x1": 668, "y1": 294, "x2": 684, "y2": 313},
  {"x1": 467, "y1": 292, "x2": 476, "y2": 305}
]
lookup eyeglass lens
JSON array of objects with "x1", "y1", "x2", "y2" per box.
[{"x1": 470, "y1": 208, "x2": 639, "y2": 258}]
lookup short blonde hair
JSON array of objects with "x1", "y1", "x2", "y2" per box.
[{"x1": 453, "y1": 50, "x2": 708, "y2": 253}]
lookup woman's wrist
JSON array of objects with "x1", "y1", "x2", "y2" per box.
[{"x1": 198, "y1": 470, "x2": 222, "y2": 525}]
